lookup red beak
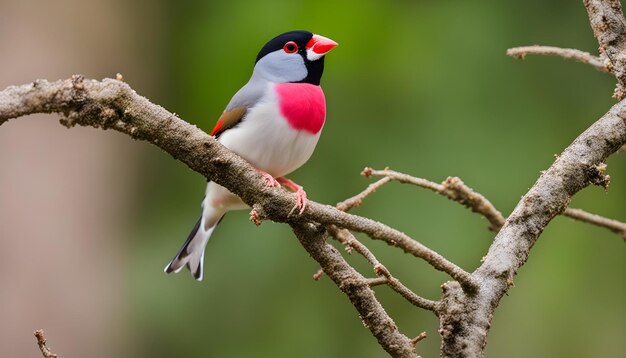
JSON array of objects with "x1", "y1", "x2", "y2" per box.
[{"x1": 306, "y1": 34, "x2": 338, "y2": 55}]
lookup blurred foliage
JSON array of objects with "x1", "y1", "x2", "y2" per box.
[{"x1": 128, "y1": 0, "x2": 626, "y2": 357}]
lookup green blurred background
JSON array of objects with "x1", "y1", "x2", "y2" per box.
[{"x1": 2, "y1": 0, "x2": 625, "y2": 357}]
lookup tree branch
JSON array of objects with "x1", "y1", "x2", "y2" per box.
[
  {"x1": 0, "y1": 76, "x2": 449, "y2": 356},
  {"x1": 506, "y1": 46, "x2": 609, "y2": 72},
  {"x1": 291, "y1": 223, "x2": 418, "y2": 358},
  {"x1": 334, "y1": 177, "x2": 443, "y2": 312},
  {"x1": 358, "y1": 168, "x2": 505, "y2": 232},
  {"x1": 3, "y1": 3, "x2": 624, "y2": 355},
  {"x1": 437, "y1": 98, "x2": 626, "y2": 358},
  {"x1": 349, "y1": 168, "x2": 626, "y2": 241},
  {"x1": 34, "y1": 330, "x2": 59, "y2": 358},
  {"x1": 336, "y1": 176, "x2": 393, "y2": 211},
  {"x1": 328, "y1": 226, "x2": 440, "y2": 312},
  {"x1": 563, "y1": 207, "x2": 626, "y2": 240},
  {"x1": 0, "y1": 76, "x2": 477, "y2": 294},
  {"x1": 584, "y1": 0, "x2": 626, "y2": 99}
]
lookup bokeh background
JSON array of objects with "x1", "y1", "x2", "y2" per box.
[{"x1": 1, "y1": 0, "x2": 624, "y2": 357}]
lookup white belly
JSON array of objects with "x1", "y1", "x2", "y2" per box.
[
  {"x1": 205, "y1": 84, "x2": 322, "y2": 212},
  {"x1": 217, "y1": 85, "x2": 322, "y2": 178}
]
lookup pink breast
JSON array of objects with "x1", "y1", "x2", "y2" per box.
[{"x1": 275, "y1": 83, "x2": 326, "y2": 134}]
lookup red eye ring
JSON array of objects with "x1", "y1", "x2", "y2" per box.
[{"x1": 283, "y1": 41, "x2": 298, "y2": 54}]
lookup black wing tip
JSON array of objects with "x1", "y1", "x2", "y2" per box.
[
  {"x1": 187, "y1": 262, "x2": 203, "y2": 281},
  {"x1": 163, "y1": 215, "x2": 202, "y2": 276},
  {"x1": 164, "y1": 260, "x2": 178, "y2": 274}
]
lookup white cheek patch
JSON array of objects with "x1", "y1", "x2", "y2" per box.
[
  {"x1": 255, "y1": 50, "x2": 307, "y2": 82},
  {"x1": 306, "y1": 48, "x2": 323, "y2": 62}
]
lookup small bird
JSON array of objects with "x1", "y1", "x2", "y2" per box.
[{"x1": 164, "y1": 30, "x2": 337, "y2": 281}]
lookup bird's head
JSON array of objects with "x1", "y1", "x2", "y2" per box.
[{"x1": 253, "y1": 30, "x2": 337, "y2": 85}]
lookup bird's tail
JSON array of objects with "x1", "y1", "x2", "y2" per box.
[{"x1": 164, "y1": 214, "x2": 222, "y2": 281}]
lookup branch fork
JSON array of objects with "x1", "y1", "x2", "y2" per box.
[{"x1": 2, "y1": 2, "x2": 624, "y2": 357}]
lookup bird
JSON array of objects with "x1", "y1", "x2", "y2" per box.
[{"x1": 164, "y1": 30, "x2": 337, "y2": 281}]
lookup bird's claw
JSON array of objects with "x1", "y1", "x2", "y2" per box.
[
  {"x1": 249, "y1": 208, "x2": 263, "y2": 226},
  {"x1": 288, "y1": 185, "x2": 307, "y2": 216},
  {"x1": 259, "y1": 171, "x2": 280, "y2": 188}
]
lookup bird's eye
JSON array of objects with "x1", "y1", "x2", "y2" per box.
[{"x1": 283, "y1": 41, "x2": 298, "y2": 54}]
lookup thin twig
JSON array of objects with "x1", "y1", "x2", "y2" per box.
[
  {"x1": 367, "y1": 277, "x2": 389, "y2": 286},
  {"x1": 506, "y1": 46, "x2": 609, "y2": 72},
  {"x1": 336, "y1": 194, "x2": 441, "y2": 312},
  {"x1": 410, "y1": 331, "x2": 428, "y2": 346},
  {"x1": 354, "y1": 168, "x2": 626, "y2": 242},
  {"x1": 336, "y1": 177, "x2": 392, "y2": 211},
  {"x1": 0, "y1": 76, "x2": 477, "y2": 292},
  {"x1": 362, "y1": 167, "x2": 505, "y2": 232},
  {"x1": 312, "y1": 268, "x2": 325, "y2": 281},
  {"x1": 34, "y1": 330, "x2": 59, "y2": 358},
  {"x1": 329, "y1": 226, "x2": 440, "y2": 312},
  {"x1": 292, "y1": 223, "x2": 418, "y2": 357},
  {"x1": 331, "y1": 226, "x2": 379, "y2": 265},
  {"x1": 375, "y1": 263, "x2": 440, "y2": 313},
  {"x1": 563, "y1": 208, "x2": 626, "y2": 241}
]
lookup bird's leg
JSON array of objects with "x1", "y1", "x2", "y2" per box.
[
  {"x1": 276, "y1": 177, "x2": 307, "y2": 215},
  {"x1": 258, "y1": 170, "x2": 280, "y2": 188},
  {"x1": 250, "y1": 170, "x2": 280, "y2": 226}
]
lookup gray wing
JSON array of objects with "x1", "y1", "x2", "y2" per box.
[{"x1": 211, "y1": 78, "x2": 267, "y2": 138}]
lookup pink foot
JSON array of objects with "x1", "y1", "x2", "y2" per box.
[
  {"x1": 249, "y1": 208, "x2": 262, "y2": 226},
  {"x1": 277, "y1": 177, "x2": 307, "y2": 215},
  {"x1": 258, "y1": 170, "x2": 280, "y2": 188}
]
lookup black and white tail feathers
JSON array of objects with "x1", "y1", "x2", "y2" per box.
[{"x1": 164, "y1": 215, "x2": 219, "y2": 281}]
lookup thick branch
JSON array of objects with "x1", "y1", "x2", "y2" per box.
[
  {"x1": 0, "y1": 77, "x2": 477, "y2": 293},
  {"x1": 438, "y1": 99, "x2": 626, "y2": 358},
  {"x1": 292, "y1": 223, "x2": 418, "y2": 358},
  {"x1": 0, "y1": 76, "x2": 465, "y2": 356},
  {"x1": 584, "y1": 0, "x2": 626, "y2": 99},
  {"x1": 507, "y1": 46, "x2": 609, "y2": 72}
]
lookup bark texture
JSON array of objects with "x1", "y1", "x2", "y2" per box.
[
  {"x1": 3, "y1": 1, "x2": 626, "y2": 357},
  {"x1": 438, "y1": 101, "x2": 626, "y2": 357}
]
